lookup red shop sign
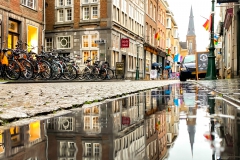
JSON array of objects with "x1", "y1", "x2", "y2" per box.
[
  {"x1": 122, "y1": 116, "x2": 130, "y2": 125},
  {"x1": 121, "y1": 38, "x2": 129, "y2": 48}
]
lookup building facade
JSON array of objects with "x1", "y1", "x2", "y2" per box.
[{"x1": 0, "y1": 0, "x2": 44, "y2": 52}]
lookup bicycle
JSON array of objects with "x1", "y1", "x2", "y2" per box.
[{"x1": 0, "y1": 42, "x2": 21, "y2": 80}]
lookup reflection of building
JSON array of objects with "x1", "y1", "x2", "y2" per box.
[
  {"x1": 165, "y1": 84, "x2": 179, "y2": 145},
  {"x1": 145, "y1": 90, "x2": 158, "y2": 160},
  {"x1": 218, "y1": 100, "x2": 240, "y2": 158},
  {"x1": 0, "y1": 121, "x2": 47, "y2": 160},
  {"x1": 46, "y1": 94, "x2": 145, "y2": 160}
]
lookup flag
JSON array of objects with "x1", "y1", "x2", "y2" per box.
[
  {"x1": 173, "y1": 54, "x2": 179, "y2": 62},
  {"x1": 173, "y1": 53, "x2": 182, "y2": 62},
  {"x1": 203, "y1": 19, "x2": 209, "y2": 31},
  {"x1": 155, "y1": 33, "x2": 160, "y2": 40},
  {"x1": 214, "y1": 34, "x2": 219, "y2": 45}
]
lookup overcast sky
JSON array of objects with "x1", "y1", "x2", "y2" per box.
[{"x1": 167, "y1": 0, "x2": 220, "y2": 51}]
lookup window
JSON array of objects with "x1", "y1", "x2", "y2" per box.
[
  {"x1": 59, "y1": 0, "x2": 63, "y2": 6},
  {"x1": 66, "y1": 9, "x2": 72, "y2": 21},
  {"x1": 21, "y1": 0, "x2": 36, "y2": 10},
  {"x1": 92, "y1": 7, "x2": 98, "y2": 19},
  {"x1": 83, "y1": 7, "x2": 90, "y2": 20},
  {"x1": 58, "y1": 9, "x2": 64, "y2": 22},
  {"x1": 153, "y1": 6, "x2": 156, "y2": 21},
  {"x1": 150, "y1": 2, "x2": 152, "y2": 17},
  {"x1": 56, "y1": 0, "x2": 73, "y2": 22},
  {"x1": 45, "y1": 38, "x2": 53, "y2": 51},
  {"x1": 57, "y1": 36, "x2": 71, "y2": 49},
  {"x1": 145, "y1": 0, "x2": 148, "y2": 15},
  {"x1": 82, "y1": 6, "x2": 98, "y2": 20}
]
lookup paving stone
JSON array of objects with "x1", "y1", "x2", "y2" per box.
[{"x1": 0, "y1": 80, "x2": 178, "y2": 121}]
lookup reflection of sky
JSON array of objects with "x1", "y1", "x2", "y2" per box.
[{"x1": 165, "y1": 108, "x2": 212, "y2": 160}]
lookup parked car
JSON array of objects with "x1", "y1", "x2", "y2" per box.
[{"x1": 179, "y1": 55, "x2": 206, "y2": 81}]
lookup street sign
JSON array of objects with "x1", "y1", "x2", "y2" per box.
[{"x1": 94, "y1": 39, "x2": 106, "y2": 44}]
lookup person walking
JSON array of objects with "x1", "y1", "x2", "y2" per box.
[{"x1": 164, "y1": 63, "x2": 172, "y2": 79}]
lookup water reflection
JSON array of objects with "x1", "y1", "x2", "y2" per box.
[{"x1": 0, "y1": 82, "x2": 239, "y2": 160}]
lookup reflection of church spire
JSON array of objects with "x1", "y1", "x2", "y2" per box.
[
  {"x1": 187, "y1": 107, "x2": 196, "y2": 157},
  {"x1": 188, "y1": 125, "x2": 195, "y2": 157}
]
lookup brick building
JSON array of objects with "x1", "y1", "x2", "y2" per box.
[
  {"x1": 45, "y1": 0, "x2": 145, "y2": 79},
  {"x1": 0, "y1": 0, "x2": 44, "y2": 52}
]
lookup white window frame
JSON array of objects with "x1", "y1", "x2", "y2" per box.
[
  {"x1": 57, "y1": 36, "x2": 71, "y2": 49},
  {"x1": 58, "y1": 9, "x2": 64, "y2": 22},
  {"x1": 21, "y1": 0, "x2": 36, "y2": 10},
  {"x1": 91, "y1": 6, "x2": 98, "y2": 19},
  {"x1": 83, "y1": 7, "x2": 90, "y2": 20}
]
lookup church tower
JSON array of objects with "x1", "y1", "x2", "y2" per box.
[{"x1": 186, "y1": 6, "x2": 197, "y2": 55}]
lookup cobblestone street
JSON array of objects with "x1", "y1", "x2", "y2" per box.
[{"x1": 0, "y1": 80, "x2": 178, "y2": 122}]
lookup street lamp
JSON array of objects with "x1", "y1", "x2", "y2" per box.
[
  {"x1": 135, "y1": 43, "x2": 140, "y2": 80},
  {"x1": 205, "y1": 0, "x2": 217, "y2": 80}
]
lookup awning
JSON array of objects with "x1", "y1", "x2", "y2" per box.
[{"x1": 224, "y1": 8, "x2": 233, "y2": 30}]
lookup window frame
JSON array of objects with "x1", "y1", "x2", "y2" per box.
[{"x1": 21, "y1": 0, "x2": 36, "y2": 10}]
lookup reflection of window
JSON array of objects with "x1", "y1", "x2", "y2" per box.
[
  {"x1": 59, "y1": 141, "x2": 77, "y2": 159},
  {"x1": 83, "y1": 142, "x2": 101, "y2": 159},
  {"x1": 0, "y1": 132, "x2": 4, "y2": 153},
  {"x1": 58, "y1": 117, "x2": 74, "y2": 131},
  {"x1": 29, "y1": 121, "x2": 40, "y2": 142},
  {"x1": 10, "y1": 126, "x2": 22, "y2": 147},
  {"x1": 84, "y1": 106, "x2": 100, "y2": 131}
]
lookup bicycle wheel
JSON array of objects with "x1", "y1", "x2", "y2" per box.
[
  {"x1": 39, "y1": 60, "x2": 52, "y2": 80},
  {"x1": 5, "y1": 59, "x2": 21, "y2": 80},
  {"x1": 106, "y1": 68, "x2": 114, "y2": 79},
  {"x1": 18, "y1": 59, "x2": 34, "y2": 80},
  {"x1": 51, "y1": 62, "x2": 63, "y2": 80},
  {"x1": 63, "y1": 63, "x2": 78, "y2": 80},
  {"x1": 99, "y1": 68, "x2": 107, "y2": 80}
]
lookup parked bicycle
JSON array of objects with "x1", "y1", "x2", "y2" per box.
[{"x1": 0, "y1": 42, "x2": 21, "y2": 80}]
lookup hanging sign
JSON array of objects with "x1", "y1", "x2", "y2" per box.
[{"x1": 121, "y1": 38, "x2": 129, "y2": 48}]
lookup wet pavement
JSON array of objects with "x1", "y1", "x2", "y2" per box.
[
  {"x1": 0, "y1": 80, "x2": 178, "y2": 123},
  {"x1": 0, "y1": 81, "x2": 239, "y2": 160}
]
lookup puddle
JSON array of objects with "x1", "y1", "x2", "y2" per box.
[{"x1": 0, "y1": 82, "x2": 239, "y2": 160}]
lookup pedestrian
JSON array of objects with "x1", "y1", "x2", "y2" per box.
[{"x1": 164, "y1": 63, "x2": 172, "y2": 79}]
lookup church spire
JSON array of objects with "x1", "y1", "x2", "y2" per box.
[{"x1": 187, "y1": 5, "x2": 195, "y2": 36}]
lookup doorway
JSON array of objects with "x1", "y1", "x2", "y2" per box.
[{"x1": 122, "y1": 54, "x2": 126, "y2": 79}]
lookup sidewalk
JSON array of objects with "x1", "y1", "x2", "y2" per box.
[
  {"x1": 196, "y1": 79, "x2": 240, "y2": 108},
  {"x1": 0, "y1": 80, "x2": 178, "y2": 123}
]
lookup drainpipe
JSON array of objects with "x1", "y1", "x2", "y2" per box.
[{"x1": 42, "y1": 0, "x2": 46, "y2": 51}]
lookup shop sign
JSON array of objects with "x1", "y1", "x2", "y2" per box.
[
  {"x1": 122, "y1": 116, "x2": 130, "y2": 125},
  {"x1": 121, "y1": 38, "x2": 129, "y2": 48},
  {"x1": 115, "y1": 62, "x2": 125, "y2": 76}
]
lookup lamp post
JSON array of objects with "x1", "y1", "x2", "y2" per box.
[
  {"x1": 135, "y1": 44, "x2": 140, "y2": 80},
  {"x1": 205, "y1": 0, "x2": 217, "y2": 80}
]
